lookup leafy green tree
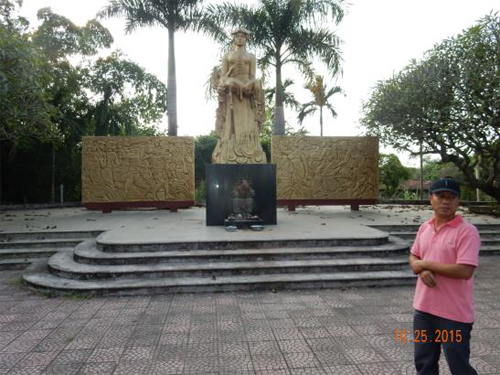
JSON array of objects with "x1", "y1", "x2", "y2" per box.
[
  {"x1": 0, "y1": 0, "x2": 55, "y2": 203},
  {"x1": 417, "y1": 158, "x2": 455, "y2": 182},
  {"x1": 298, "y1": 75, "x2": 342, "y2": 136},
  {"x1": 362, "y1": 13, "x2": 500, "y2": 202},
  {"x1": 379, "y1": 153, "x2": 410, "y2": 198},
  {"x1": 202, "y1": 0, "x2": 344, "y2": 136},
  {"x1": 33, "y1": 7, "x2": 113, "y2": 61},
  {"x1": 32, "y1": 8, "x2": 166, "y2": 137},
  {"x1": 194, "y1": 132, "x2": 218, "y2": 184},
  {"x1": 31, "y1": 7, "x2": 114, "y2": 201},
  {"x1": 0, "y1": 4, "x2": 56, "y2": 147},
  {"x1": 87, "y1": 52, "x2": 168, "y2": 136},
  {"x1": 0, "y1": 0, "x2": 26, "y2": 29},
  {"x1": 1, "y1": 3, "x2": 169, "y2": 204},
  {"x1": 99, "y1": 0, "x2": 204, "y2": 136}
]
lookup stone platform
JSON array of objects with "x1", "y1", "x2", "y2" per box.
[
  {"x1": 0, "y1": 205, "x2": 497, "y2": 296},
  {"x1": 23, "y1": 230, "x2": 414, "y2": 296},
  {"x1": 19, "y1": 208, "x2": 418, "y2": 295}
]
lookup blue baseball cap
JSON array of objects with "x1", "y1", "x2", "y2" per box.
[{"x1": 429, "y1": 178, "x2": 460, "y2": 197}]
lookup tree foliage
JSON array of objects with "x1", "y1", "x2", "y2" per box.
[
  {"x1": 362, "y1": 13, "x2": 500, "y2": 202},
  {"x1": 0, "y1": 1, "x2": 56, "y2": 147},
  {"x1": 194, "y1": 132, "x2": 217, "y2": 184},
  {"x1": 379, "y1": 154, "x2": 410, "y2": 198},
  {"x1": 0, "y1": 1, "x2": 168, "y2": 203},
  {"x1": 99, "y1": 0, "x2": 204, "y2": 136},
  {"x1": 298, "y1": 75, "x2": 342, "y2": 136},
  {"x1": 88, "y1": 52, "x2": 167, "y2": 136},
  {"x1": 33, "y1": 7, "x2": 113, "y2": 61},
  {"x1": 201, "y1": 0, "x2": 344, "y2": 135}
]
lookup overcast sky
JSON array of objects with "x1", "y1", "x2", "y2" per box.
[{"x1": 19, "y1": 0, "x2": 499, "y2": 167}]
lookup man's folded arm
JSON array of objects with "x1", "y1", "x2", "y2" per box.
[{"x1": 419, "y1": 260, "x2": 476, "y2": 280}]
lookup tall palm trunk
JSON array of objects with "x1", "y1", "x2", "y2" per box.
[
  {"x1": 319, "y1": 106, "x2": 323, "y2": 136},
  {"x1": 51, "y1": 144, "x2": 55, "y2": 203},
  {"x1": 0, "y1": 141, "x2": 2, "y2": 205},
  {"x1": 419, "y1": 140, "x2": 424, "y2": 200},
  {"x1": 274, "y1": 59, "x2": 285, "y2": 135},
  {"x1": 167, "y1": 25, "x2": 178, "y2": 136}
]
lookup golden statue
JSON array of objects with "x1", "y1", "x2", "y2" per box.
[{"x1": 211, "y1": 28, "x2": 267, "y2": 164}]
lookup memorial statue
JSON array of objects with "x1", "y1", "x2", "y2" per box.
[{"x1": 211, "y1": 28, "x2": 267, "y2": 164}]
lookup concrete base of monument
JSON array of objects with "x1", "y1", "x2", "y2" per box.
[
  {"x1": 14, "y1": 206, "x2": 500, "y2": 295},
  {"x1": 22, "y1": 210, "x2": 418, "y2": 295}
]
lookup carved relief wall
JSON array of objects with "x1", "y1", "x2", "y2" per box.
[
  {"x1": 272, "y1": 136, "x2": 379, "y2": 200},
  {"x1": 82, "y1": 137, "x2": 194, "y2": 203}
]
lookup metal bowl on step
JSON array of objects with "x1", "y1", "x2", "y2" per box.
[
  {"x1": 225, "y1": 225, "x2": 238, "y2": 232},
  {"x1": 250, "y1": 225, "x2": 264, "y2": 231}
]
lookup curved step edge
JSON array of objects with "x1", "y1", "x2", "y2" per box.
[
  {"x1": 24, "y1": 259, "x2": 417, "y2": 296},
  {"x1": 74, "y1": 238, "x2": 410, "y2": 265},
  {"x1": 49, "y1": 250, "x2": 410, "y2": 280}
]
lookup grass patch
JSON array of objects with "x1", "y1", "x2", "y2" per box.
[
  {"x1": 64, "y1": 292, "x2": 90, "y2": 300},
  {"x1": 7, "y1": 277, "x2": 24, "y2": 287},
  {"x1": 36, "y1": 291, "x2": 57, "y2": 299}
]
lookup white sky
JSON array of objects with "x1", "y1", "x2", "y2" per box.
[{"x1": 19, "y1": 0, "x2": 499, "y2": 167}]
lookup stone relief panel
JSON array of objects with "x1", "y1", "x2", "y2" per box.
[
  {"x1": 272, "y1": 136, "x2": 379, "y2": 200},
  {"x1": 82, "y1": 137, "x2": 194, "y2": 203}
]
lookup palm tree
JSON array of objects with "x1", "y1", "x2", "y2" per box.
[
  {"x1": 201, "y1": 0, "x2": 344, "y2": 136},
  {"x1": 99, "y1": 0, "x2": 204, "y2": 136},
  {"x1": 265, "y1": 78, "x2": 300, "y2": 116},
  {"x1": 298, "y1": 75, "x2": 342, "y2": 136}
]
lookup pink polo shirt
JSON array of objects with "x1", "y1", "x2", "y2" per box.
[{"x1": 411, "y1": 215, "x2": 480, "y2": 323}]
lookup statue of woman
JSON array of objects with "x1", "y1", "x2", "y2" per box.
[{"x1": 211, "y1": 28, "x2": 267, "y2": 164}]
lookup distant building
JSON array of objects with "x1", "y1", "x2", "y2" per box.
[{"x1": 399, "y1": 179, "x2": 431, "y2": 194}]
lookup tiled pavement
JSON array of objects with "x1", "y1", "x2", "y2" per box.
[{"x1": 0, "y1": 258, "x2": 499, "y2": 374}]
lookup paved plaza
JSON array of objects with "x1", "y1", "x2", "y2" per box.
[
  {"x1": 0, "y1": 206, "x2": 499, "y2": 374},
  {"x1": 0, "y1": 257, "x2": 499, "y2": 375}
]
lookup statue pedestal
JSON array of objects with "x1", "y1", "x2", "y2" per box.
[{"x1": 205, "y1": 164, "x2": 277, "y2": 226}]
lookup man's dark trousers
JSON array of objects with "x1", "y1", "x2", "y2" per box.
[{"x1": 414, "y1": 310, "x2": 477, "y2": 375}]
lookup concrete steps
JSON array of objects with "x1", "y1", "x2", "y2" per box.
[
  {"x1": 0, "y1": 259, "x2": 32, "y2": 270},
  {"x1": 368, "y1": 224, "x2": 500, "y2": 232},
  {"x1": 25, "y1": 259, "x2": 416, "y2": 296},
  {"x1": 0, "y1": 230, "x2": 102, "y2": 241},
  {"x1": 368, "y1": 224, "x2": 500, "y2": 255},
  {"x1": 97, "y1": 236, "x2": 389, "y2": 253},
  {"x1": 0, "y1": 231, "x2": 102, "y2": 270},
  {"x1": 24, "y1": 230, "x2": 416, "y2": 295},
  {"x1": 479, "y1": 246, "x2": 500, "y2": 255},
  {"x1": 0, "y1": 247, "x2": 73, "y2": 260},
  {"x1": 22, "y1": 223, "x2": 498, "y2": 295},
  {"x1": 74, "y1": 237, "x2": 410, "y2": 265},
  {"x1": 49, "y1": 248, "x2": 409, "y2": 280},
  {"x1": 0, "y1": 238, "x2": 87, "y2": 249}
]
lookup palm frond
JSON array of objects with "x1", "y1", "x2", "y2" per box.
[
  {"x1": 301, "y1": 0, "x2": 345, "y2": 26},
  {"x1": 98, "y1": 0, "x2": 203, "y2": 32},
  {"x1": 298, "y1": 102, "x2": 317, "y2": 124},
  {"x1": 325, "y1": 85, "x2": 343, "y2": 100},
  {"x1": 325, "y1": 102, "x2": 338, "y2": 118},
  {"x1": 287, "y1": 27, "x2": 342, "y2": 75}
]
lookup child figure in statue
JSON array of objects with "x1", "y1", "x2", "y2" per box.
[{"x1": 212, "y1": 28, "x2": 267, "y2": 164}]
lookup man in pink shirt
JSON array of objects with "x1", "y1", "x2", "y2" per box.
[{"x1": 409, "y1": 178, "x2": 481, "y2": 375}]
